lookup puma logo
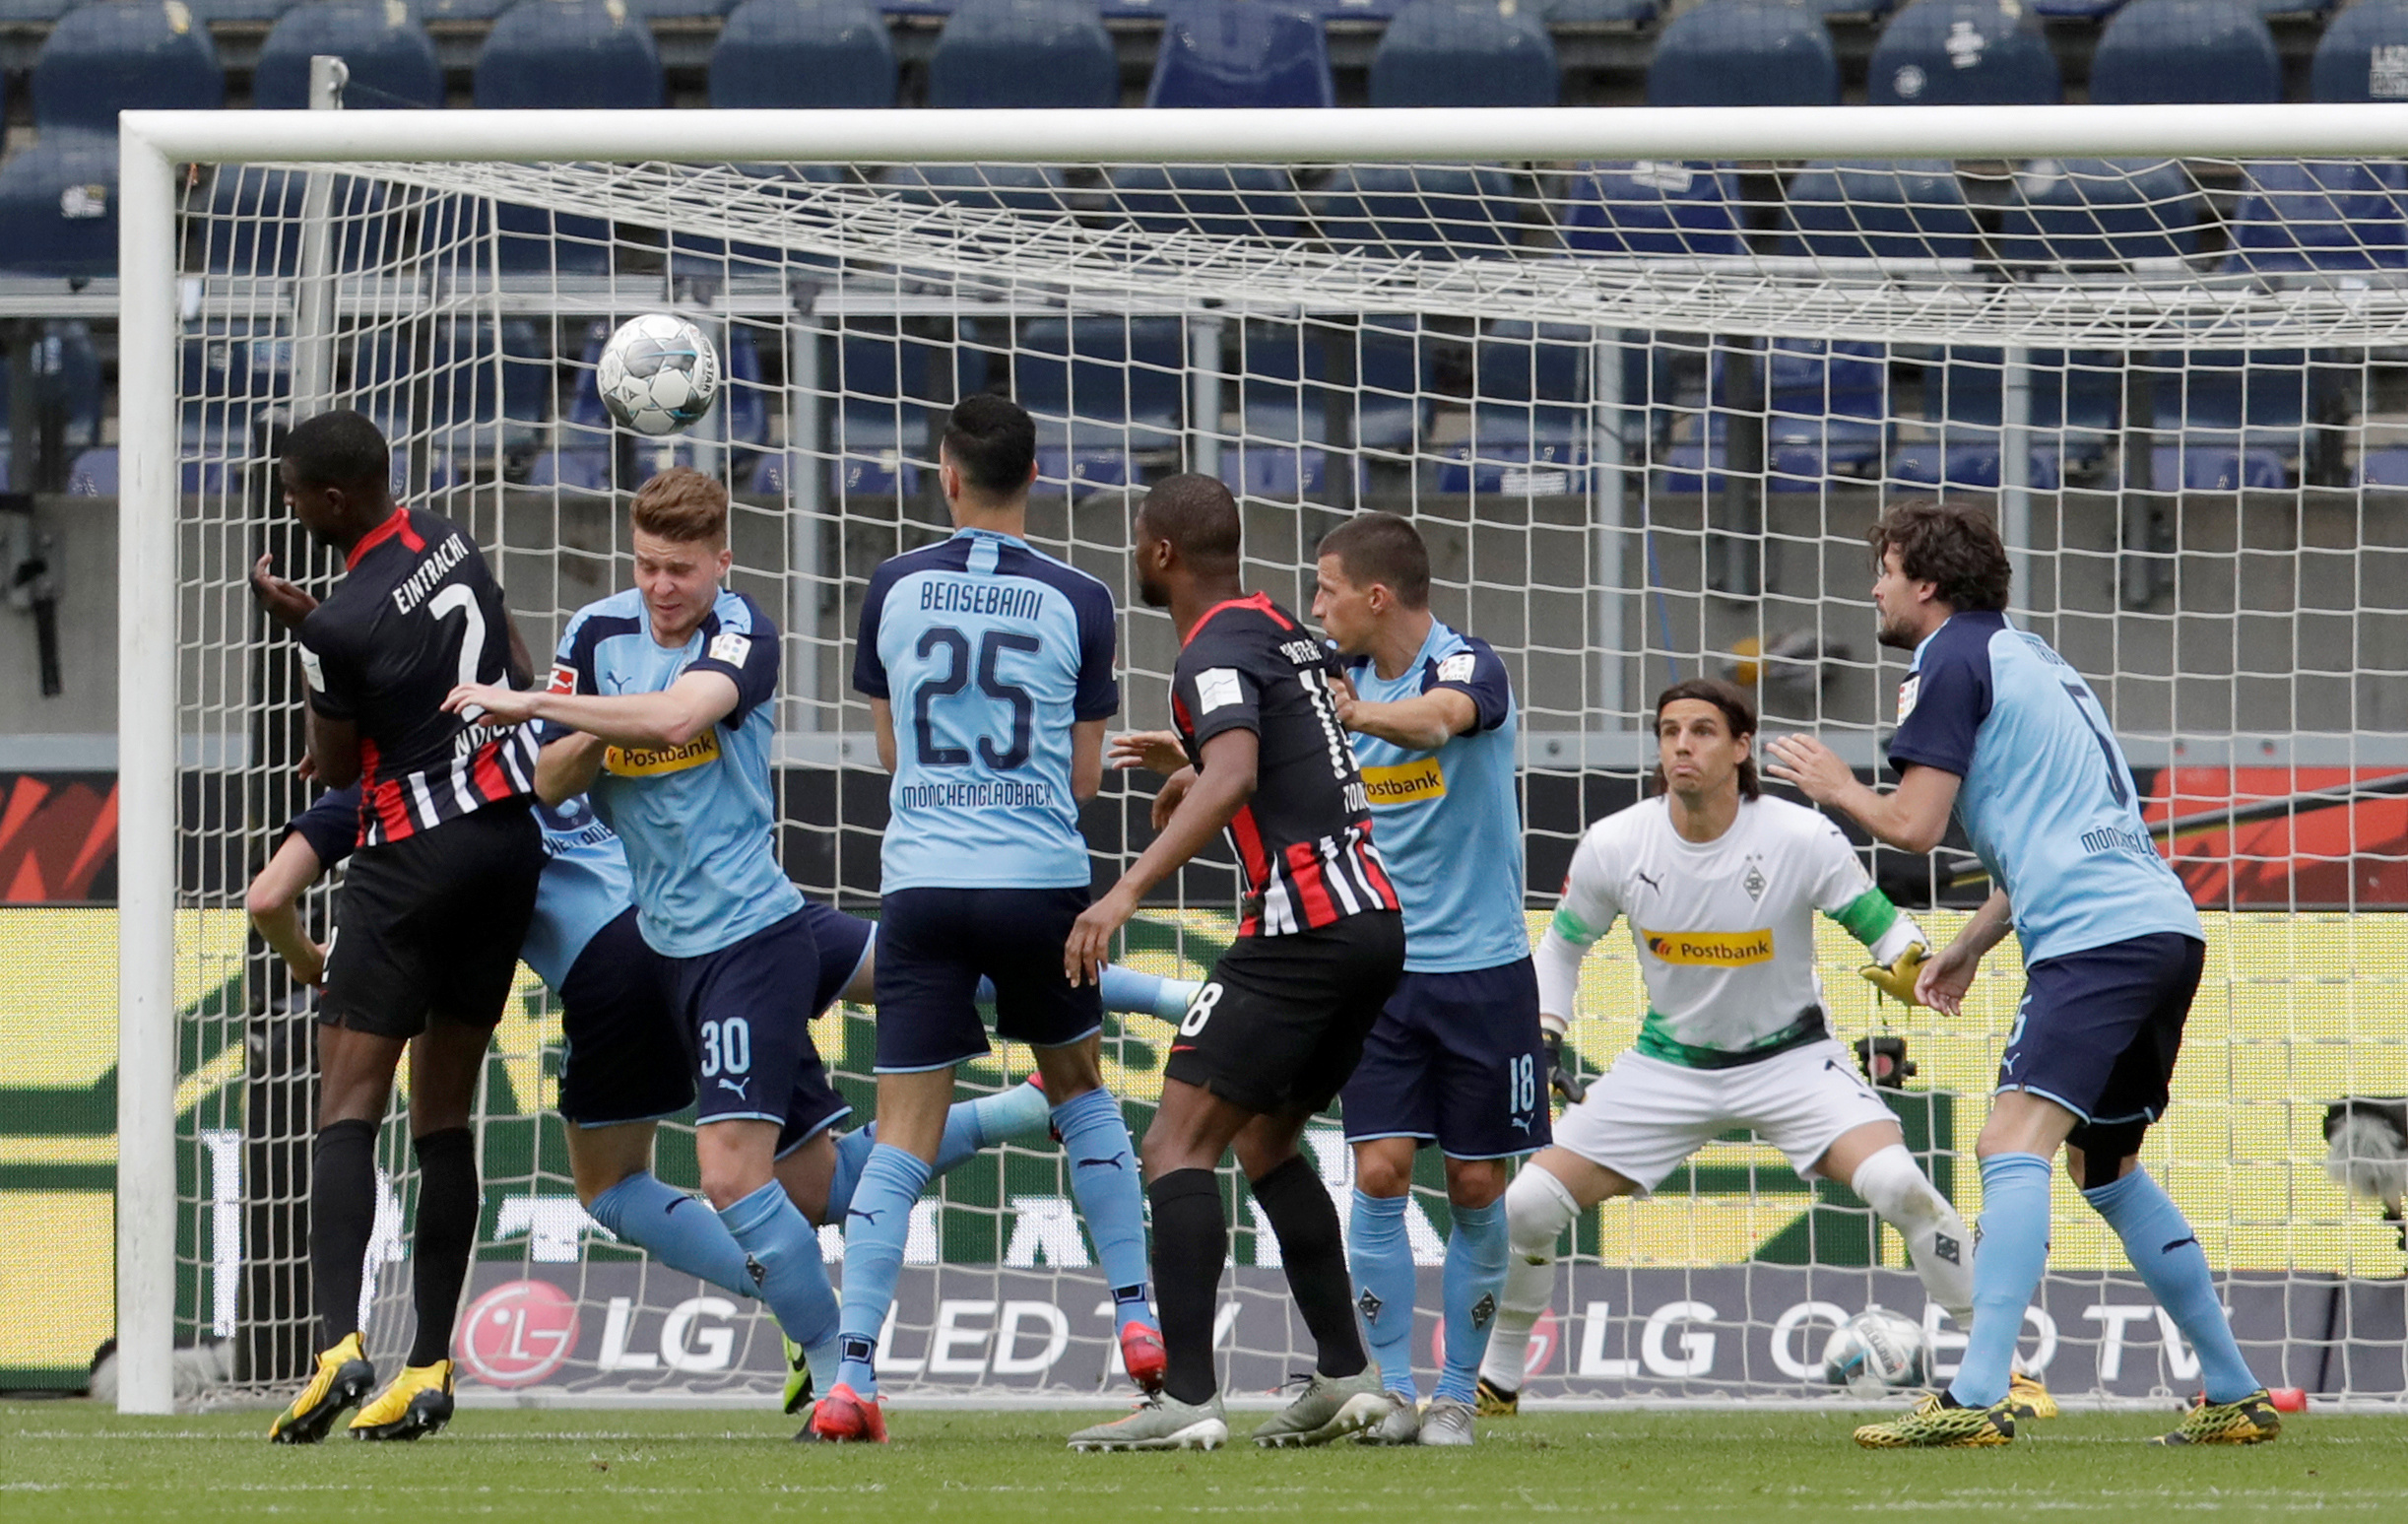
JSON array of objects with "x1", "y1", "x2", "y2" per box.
[
  {"x1": 1634, "y1": 869, "x2": 1661, "y2": 892},
  {"x1": 717, "y1": 1077, "x2": 752, "y2": 1099},
  {"x1": 1076, "y1": 1157, "x2": 1127, "y2": 1171},
  {"x1": 2164, "y1": 1235, "x2": 2198, "y2": 1254},
  {"x1": 848, "y1": 1207, "x2": 882, "y2": 1225}
]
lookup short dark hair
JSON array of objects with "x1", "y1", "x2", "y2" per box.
[
  {"x1": 1317, "y1": 511, "x2": 1430, "y2": 610},
  {"x1": 1652, "y1": 677, "x2": 1761, "y2": 800},
  {"x1": 1866, "y1": 498, "x2": 2011, "y2": 613},
  {"x1": 1137, "y1": 473, "x2": 1241, "y2": 574},
  {"x1": 944, "y1": 392, "x2": 1037, "y2": 497},
  {"x1": 283, "y1": 409, "x2": 389, "y2": 492}
]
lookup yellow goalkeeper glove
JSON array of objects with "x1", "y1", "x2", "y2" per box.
[{"x1": 1859, "y1": 945, "x2": 1928, "y2": 1007}]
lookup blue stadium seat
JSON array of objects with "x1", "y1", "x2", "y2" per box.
[
  {"x1": 1768, "y1": 339, "x2": 1887, "y2": 469},
  {"x1": 0, "y1": 0, "x2": 77, "y2": 20},
  {"x1": 0, "y1": 0, "x2": 227, "y2": 276},
  {"x1": 1868, "y1": 0, "x2": 2059, "y2": 104},
  {"x1": 1885, "y1": 441, "x2": 2064, "y2": 490},
  {"x1": 2223, "y1": 161, "x2": 2408, "y2": 273},
  {"x1": 1922, "y1": 349, "x2": 2120, "y2": 457},
  {"x1": 256, "y1": 0, "x2": 442, "y2": 109},
  {"x1": 1789, "y1": 0, "x2": 1893, "y2": 15},
  {"x1": 1370, "y1": 0, "x2": 1558, "y2": 106},
  {"x1": 475, "y1": 0, "x2": 662, "y2": 273},
  {"x1": 184, "y1": 0, "x2": 304, "y2": 24},
  {"x1": 1562, "y1": 162, "x2": 1746, "y2": 255},
  {"x1": 2359, "y1": 445, "x2": 2408, "y2": 489},
  {"x1": 623, "y1": 0, "x2": 737, "y2": 18},
  {"x1": 927, "y1": 0, "x2": 1118, "y2": 107},
  {"x1": 1648, "y1": 0, "x2": 1839, "y2": 106},
  {"x1": 2312, "y1": 0, "x2": 2408, "y2": 100},
  {"x1": 1149, "y1": 0, "x2": 1333, "y2": 107},
  {"x1": 1471, "y1": 320, "x2": 1590, "y2": 449},
  {"x1": 529, "y1": 448, "x2": 613, "y2": 493},
  {"x1": 1016, "y1": 318, "x2": 1185, "y2": 452},
  {"x1": 1999, "y1": 159, "x2": 2201, "y2": 267},
  {"x1": 2089, "y1": 0, "x2": 2279, "y2": 103},
  {"x1": 1537, "y1": 0, "x2": 1655, "y2": 21},
  {"x1": 419, "y1": 0, "x2": 514, "y2": 19},
  {"x1": 2151, "y1": 351, "x2": 2320, "y2": 457},
  {"x1": 1104, "y1": 166, "x2": 1302, "y2": 241},
  {"x1": 180, "y1": 320, "x2": 290, "y2": 449},
  {"x1": 1353, "y1": 316, "x2": 1428, "y2": 451},
  {"x1": 1780, "y1": 162, "x2": 1979, "y2": 261},
  {"x1": 879, "y1": 163, "x2": 1071, "y2": 216},
  {"x1": 1314, "y1": 166, "x2": 1528, "y2": 258},
  {"x1": 2023, "y1": 0, "x2": 2120, "y2": 16},
  {"x1": 2145, "y1": 442, "x2": 2287, "y2": 490},
  {"x1": 712, "y1": 0, "x2": 895, "y2": 106},
  {"x1": 1235, "y1": 323, "x2": 1330, "y2": 443}
]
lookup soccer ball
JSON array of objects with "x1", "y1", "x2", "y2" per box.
[
  {"x1": 1821, "y1": 1307, "x2": 1928, "y2": 1395},
  {"x1": 595, "y1": 313, "x2": 720, "y2": 436}
]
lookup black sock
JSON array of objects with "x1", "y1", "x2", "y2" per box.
[
  {"x1": 407, "y1": 1128, "x2": 479, "y2": 1368},
  {"x1": 310, "y1": 1118, "x2": 378, "y2": 1352},
  {"x1": 1248, "y1": 1155, "x2": 1366, "y2": 1380},
  {"x1": 1147, "y1": 1168, "x2": 1227, "y2": 1407}
]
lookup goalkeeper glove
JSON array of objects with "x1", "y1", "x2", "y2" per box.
[
  {"x1": 1859, "y1": 944, "x2": 1929, "y2": 1007},
  {"x1": 1542, "y1": 1028, "x2": 1588, "y2": 1105}
]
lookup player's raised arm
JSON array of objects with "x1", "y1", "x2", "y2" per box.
[{"x1": 1766, "y1": 736, "x2": 1959, "y2": 854}]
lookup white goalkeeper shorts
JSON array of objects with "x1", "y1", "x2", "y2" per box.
[{"x1": 1550, "y1": 1038, "x2": 1898, "y2": 1194}]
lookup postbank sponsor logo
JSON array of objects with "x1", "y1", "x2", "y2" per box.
[
  {"x1": 1643, "y1": 928, "x2": 1775, "y2": 965},
  {"x1": 605, "y1": 730, "x2": 721, "y2": 777},
  {"x1": 1360, "y1": 758, "x2": 1446, "y2": 805}
]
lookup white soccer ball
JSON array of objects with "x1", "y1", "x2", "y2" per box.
[
  {"x1": 1821, "y1": 1308, "x2": 1928, "y2": 1395},
  {"x1": 595, "y1": 313, "x2": 720, "y2": 437}
]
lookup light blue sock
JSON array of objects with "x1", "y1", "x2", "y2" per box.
[
  {"x1": 716, "y1": 1179, "x2": 839, "y2": 1369},
  {"x1": 1348, "y1": 1189, "x2": 1418, "y2": 1398},
  {"x1": 1948, "y1": 1152, "x2": 2053, "y2": 1409},
  {"x1": 2084, "y1": 1166, "x2": 2261, "y2": 1404},
  {"x1": 1096, "y1": 964, "x2": 1202, "y2": 1022},
  {"x1": 587, "y1": 1170, "x2": 755, "y2": 1301},
  {"x1": 1049, "y1": 1088, "x2": 1154, "y2": 1328},
  {"x1": 836, "y1": 1144, "x2": 933, "y2": 1397},
  {"x1": 824, "y1": 1084, "x2": 1055, "y2": 1220},
  {"x1": 1436, "y1": 1198, "x2": 1509, "y2": 1405}
]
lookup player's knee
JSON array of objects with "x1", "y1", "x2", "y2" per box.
[
  {"x1": 1352, "y1": 1149, "x2": 1414, "y2": 1199},
  {"x1": 1504, "y1": 1166, "x2": 1579, "y2": 1262},
  {"x1": 1444, "y1": 1157, "x2": 1507, "y2": 1210},
  {"x1": 1850, "y1": 1143, "x2": 1945, "y2": 1230}
]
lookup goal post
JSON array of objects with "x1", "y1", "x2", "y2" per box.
[{"x1": 117, "y1": 102, "x2": 2408, "y2": 1416}]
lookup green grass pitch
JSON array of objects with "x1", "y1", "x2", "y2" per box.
[{"x1": 3, "y1": 1401, "x2": 2392, "y2": 1520}]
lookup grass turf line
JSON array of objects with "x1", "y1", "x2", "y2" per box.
[{"x1": 2, "y1": 1401, "x2": 2391, "y2": 1521}]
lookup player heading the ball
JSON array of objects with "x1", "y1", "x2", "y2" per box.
[
  {"x1": 1475, "y1": 677, "x2": 2013, "y2": 1418},
  {"x1": 822, "y1": 393, "x2": 1161, "y2": 1443},
  {"x1": 1767, "y1": 499, "x2": 2278, "y2": 1449},
  {"x1": 1068, "y1": 475, "x2": 1405, "y2": 1453}
]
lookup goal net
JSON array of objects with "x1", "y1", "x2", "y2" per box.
[{"x1": 118, "y1": 104, "x2": 2408, "y2": 1413}]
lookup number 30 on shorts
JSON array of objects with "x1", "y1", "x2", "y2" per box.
[
  {"x1": 699, "y1": 1017, "x2": 751, "y2": 1078},
  {"x1": 1179, "y1": 983, "x2": 1222, "y2": 1036}
]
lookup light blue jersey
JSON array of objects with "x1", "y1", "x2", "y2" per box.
[
  {"x1": 1342, "y1": 620, "x2": 1528, "y2": 973},
  {"x1": 553, "y1": 585, "x2": 802, "y2": 959},
  {"x1": 852, "y1": 527, "x2": 1118, "y2": 892},
  {"x1": 1887, "y1": 609, "x2": 2198, "y2": 964},
  {"x1": 523, "y1": 794, "x2": 636, "y2": 991}
]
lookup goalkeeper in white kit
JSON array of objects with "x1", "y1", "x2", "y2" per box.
[{"x1": 1476, "y1": 677, "x2": 2050, "y2": 1419}]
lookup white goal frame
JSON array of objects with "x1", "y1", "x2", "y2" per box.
[{"x1": 115, "y1": 100, "x2": 2408, "y2": 1414}]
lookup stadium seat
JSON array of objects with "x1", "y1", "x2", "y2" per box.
[
  {"x1": 711, "y1": 0, "x2": 896, "y2": 107},
  {"x1": 1353, "y1": 315, "x2": 1429, "y2": 451},
  {"x1": 1313, "y1": 165, "x2": 1529, "y2": 258},
  {"x1": 1148, "y1": 0, "x2": 1333, "y2": 107},
  {"x1": 2022, "y1": 0, "x2": 2121, "y2": 16},
  {"x1": 529, "y1": 447, "x2": 614, "y2": 493},
  {"x1": 2223, "y1": 161, "x2": 2408, "y2": 274},
  {"x1": 2359, "y1": 445, "x2": 2408, "y2": 488},
  {"x1": 2151, "y1": 350, "x2": 2323, "y2": 458},
  {"x1": 1867, "y1": 0, "x2": 2059, "y2": 104},
  {"x1": 622, "y1": 0, "x2": 738, "y2": 17},
  {"x1": 255, "y1": 0, "x2": 446, "y2": 110},
  {"x1": 418, "y1": 0, "x2": 514, "y2": 18},
  {"x1": 475, "y1": 0, "x2": 663, "y2": 273},
  {"x1": 1537, "y1": 0, "x2": 1656, "y2": 21},
  {"x1": 1438, "y1": 442, "x2": 1591, "y2": 495},
  {"x1": 0, "y1": 0, "x2": 77, "y2": 20},
  {"x1": 0, "y1": 0, "x2": 224, "y2": 277},
  {"x1": 1369, "y1": 0, "x2": 1559, "y2": 106},
  {"x1": 1015, "y1": 318, "x2": 1185, "y2": 453},
  {"x1": 1999, "y1": 159, "x2": 2202, "y2": 267},
  {"x1": 1102, "y1": 166, "x2": 1304, "y2": 241},
  {"x1": 1767, "y1": 339, "x2": 1887, "y2": 470},
  {"x1": 1779, "y1": 162, "x2": 1979, "y2": 261},
  {"x1": 2088, "y1": 0, "x2": 2279, "y2": 103},
  {"x1": 180, "y1": 319, "x2": 290, "y2": 449},
  {"x1": 1561, "y1": 162, "x2": 1747, "y2": 256},
  {"x1": 201, "y1": 167, "x2": 405, "y2": 277},
  {"x1": 182, "y1": 0, "x2": 304, "y2": 23},
  {"x1": 2312, "y1": 0, "x2": 2408, "y2": 100},
  {"x1": 1920, "y1": 348, "x2": 2121, "y2": 464},
  {"x1": 879, "y1": 163, "x2": 1072, "y2": 217},
  {"x1": 2145, "y1": 442, "x2": 2287, "y2": 490},
  {"x1": 926, "y1": 0, "x2": 1118, "y2": 108},
  {"x1": 1470, "y1": 321, "x2": 1591, "y2": 455},
  {"x1": 1234, "y1": 322, "x2": 1334, "y2": 445},
  {"x1": 1884, "y1": 441, "x2": 2064, "y2": 491},
  {"x1": 1789, "y1": 0, "x2": 1894, "y2": 16},
  {"x1": 1647, "y1": 0, "x2": 1840, "y2": 106}
]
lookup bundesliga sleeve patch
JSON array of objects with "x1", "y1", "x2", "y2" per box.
[
  {"x1": 1435, "y1": 652, "x2": 1477, "y2": 685},
  {"x1": 1896, "y1": 674, "x2": 1920, "y2": 723},
  {"x1": 708, "y1": 630, "x2": 752, "y2": 667},
  {"x1": 548, "y1": 662, "x2": 577, "y2": 695},
  {"x1": 1196, "y1": 667, "x2": 1243, "y2": 714},
  {"x1": 297, "y1": 644, "x2": 326, "y2": 693}
]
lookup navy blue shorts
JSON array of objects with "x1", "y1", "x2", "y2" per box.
[
  {"x1": 658, "y1": 904, "x2": 856, "y2": 1143},
  {"x1": 560, "y1": 901, "x2": 874, "y2": 1139},
  {"x1": 1339, "y1": 959, "x2": 1551, "y2": 1159},
  {"x1": 872, "y1": 886, "x2": 1103, "y2": 1073},
  {"x1": 1998, "y1": 931, "x2": 2204, "y2": 1149}
]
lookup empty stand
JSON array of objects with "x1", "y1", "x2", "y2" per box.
[
  {"x1": 2311, "y1": 0, "x2": 2408, "y2": 100},
  {"x1": 1867, "y1": 0, "x2": 2059, "y2": 104},
  {"x1": 711, "y1": 0, "x2": 896, "y2": 107},
  {"x1": 1369, "y1": 0, "x2": 1559, "y2": 107},
  {"x1": 1561, "y1": 161, "x2": 1747, "y2": 256},
  {"x1": 1780, "y1": 161, "x2": 1979, "y2": 261},
  {"x1": 255, "y1": 0, "x2": 444, "y2": 110},
  {"x1": 926, "y1": 0, "x2": 1119, "y2": 108},
  {"x1": 2088, "y1": 0, "x2": 2281, "y2": 103},
  {"x1": 1148, "y1": 0, "x2": 1333, "y2": 107},
  {"x1": 2224, "y1": 160, "x2": 2408, "y2": 273},
  {"x1": 1647, "y1": 0, "x2": 1840, "y2": 106},
  {"x1": 1999, "y1": 159, "x2": 2202, "y2": 267}
]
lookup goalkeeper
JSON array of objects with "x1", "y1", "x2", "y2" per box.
[{"x1": 1475, "y1": 679, "x2": 2047, "y2": 1418}]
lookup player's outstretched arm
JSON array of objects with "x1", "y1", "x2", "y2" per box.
[
  {"x1": 1765, "y1": 736, "x2": 1961, "y2": 854},
  {"x1": 444, "y1": 669, "x2": 739, "y2": 751},
  {"x1": 1334, "y1": 684, "x2": 1476, "y2": 752},
  {"x1": 1916, "y1": 888, "x2": 2012, "y2": 1017},
  {"x1": 1065, "y1": 727, "x2": 1259, "y2": 986},
  {"x1": 535, "y1": 732, "x2": 606, "y2": 807},
  {"x1": 246, "y1": 834, "x2": 328, "y2": 987}
]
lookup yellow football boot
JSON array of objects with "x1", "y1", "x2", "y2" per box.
[
  {"x1": 267, "y1": 1333, "x2": 376, "y2": 1444},
  {"x1": 349, "y1": 1359, "x2": 456, "y2": 1441}
]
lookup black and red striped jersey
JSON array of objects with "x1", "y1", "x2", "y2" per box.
[
  {"x1": 1170, "y1": 591, "x2": 1399, "y2": 937},
  {"x1": 295, "y1": 506, "x2": 536, "y2": 847}
]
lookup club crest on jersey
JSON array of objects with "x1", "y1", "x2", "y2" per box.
[
  {"x1": 1742, "y1": 859, "x2": 1768, "y2": 900},
  {"x1": 1896, "y1": 674, "x2": 1921, "y2": 724},
  {"x1": 1643, "y1": 928, "x2": 1775, "y2": 965},
  {"x1": 548, "y1": 662, "x2": 576, "y2": 696},
  {"x1": 605, "y1": 729, "x2": 721, "y2": 777},
  {"x1": 1360, "y1": 758, "x2": 1446, "y2": 805}
]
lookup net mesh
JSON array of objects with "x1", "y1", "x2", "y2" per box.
[{"x1": 163, "y1": 152, "x2": 2408, "y2": 1406}]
